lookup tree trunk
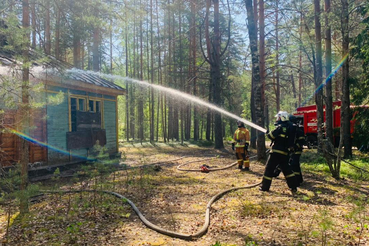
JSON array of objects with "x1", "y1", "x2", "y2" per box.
[
  {"x1": 92, "y1": 26, "x2": 100, "y2": 72},
  {"x1": 20, "y1": 0, "x2": 30, "y2": 215},
  {"x1": 55, "y1": 8, "x2": 60, "y2": 59},
  {"x1": 191, "y1": 0, "x2": 198, "y2": 141},
  {"x1": 31, "y1": 1, "x2": 36, "y2": 49},
  {"x1": 291, "y1": 74, "x2": 297, "y2": 108},
  {"x1": 275, "y1": 0, "x2": 280, "y2": 112},
  {"x1": 204, "y1": 0, "x2": 212, "y2": 142},
  {"x1": 172, "y1": 4, "x2": 179, "y2": 141},
  {"x1": 259, "y1": 0, "x2": 266, "y2": 113},
  {"x1": 298, "y1": 14, "x2": 303, "y2": 106},
  {"x1": 245, "y1": 0, "x2": 266, "y2": 160},
  {"x1": 45, "y1": 1, "x2": 51, "y2": 55},
  {"x1": 212, "y1": 0, "x2": 224, "y2": 149},
  {"x1": 179, "y1": 6, "x2": 184, "y2": 144},
  {"x1": 73, "y1": 33, "x2": 81, "y2": 69},
  {"x1": 138, "y1": 4, "x2": 144, "y2": 142},
  {"x1": 341, "y1": 0, "x2": 351, "y2": 158},
  {"x1": 150, "y1": 0, "x2": 154, "y2": 142},
  {"x1": 314, "y1": 0, "x2": 324, "y2": 151},
  {"x1": 325, "y1": 0, "x2": 333, "y2": 145},
  {"x1": 125, "y1": 28, "x2": 130, "y2": 142}
]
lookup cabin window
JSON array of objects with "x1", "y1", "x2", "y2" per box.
[
  {"x1": 70, "y1": 96, "x2": 103, "y2": 132},
  {"x1": 70, "y1": 96, "x2": 87, "y2": 132},
  {"x1": 78, "y1": 98, "x2": 85, "y2": 111},
  {"x1": 68, "y1": 96, "x2": 106, "y2": 150},
  {"x1": 71, "y1": 98, "x2": 77, "y2": 132},
  {"x1": 96, "y1": 101, "x2": 100, "y2": 113},
  {"x1": 89, "y1": 99, "x2": 101, "y2": 113}
]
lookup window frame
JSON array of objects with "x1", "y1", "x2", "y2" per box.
[
  {"x1": 69, "y1": 94, "x2": 104, "y2": 132},
  {"x1": 69, "y1": 95, "x2": 87, "y2": 132}
]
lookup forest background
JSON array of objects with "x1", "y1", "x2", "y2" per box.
[{"x1": 1, "y1": 0, "x2": 369, "y2": 154}]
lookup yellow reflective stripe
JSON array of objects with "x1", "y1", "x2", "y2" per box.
[
  {"x1": 269, "y1": 132, "x2": 275, "y2": 139},
  {"x1": 299, "y1": 137, "x2": 305, "y2": 140},
  {"x1": 294, "y1": 172, "x2": 301, "y2": 175},
  {"x1": 243, "y1": 160, "x2": 250, "y2": 163},
  {"x1": 263, "y1": 176, "x2": 273, "y2": 180},
  {"x1": 235, "y1": 129, "x2": 242, "y2": 147},
  {"x1": 285, "y1": 173, "x2": 295, "y2": 178},
  {"x1": 238, "y1": 159, "x2": 243, "y2": 161},
  {"x1": 296, "y1": 143, "x2": 301, "y2": 148},
  {"x1": 294, "y1": 151, "x2": 302, "y2": 154},
  {"x1": 270, "y1": 149, "x2": 288, "y2": 155},
  {"x1": 280, "y1": 134, "x2": 287, "y2": 138}
]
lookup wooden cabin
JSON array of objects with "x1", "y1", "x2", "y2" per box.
[{"x1": 0, "y1": 50, "x2": 125, "y2": 168}]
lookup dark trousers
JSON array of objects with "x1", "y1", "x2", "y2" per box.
[
  {"x1": 261, "y1": 152, "x2": 298, "y2": 191},
  {"x1": 290, "y1": 154, "x2": 303, "y2": 185}
]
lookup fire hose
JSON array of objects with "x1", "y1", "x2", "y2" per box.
[
  {"x1": 39, "y1": 181, "x2": 261, "y2": 240},
  {"x1": 177, "y1": 151, "x2": 266, "y2": 172},
  {"x1": 37, "y1": 153, "x2": 263, "y2": 240}
]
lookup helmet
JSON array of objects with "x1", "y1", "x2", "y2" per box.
[
  {"x1": 275, "y1": 111, "x2": 289, "y2": 122},
  {"x1": 237, "y1": 120, "x2": 245, "y2": 128}
]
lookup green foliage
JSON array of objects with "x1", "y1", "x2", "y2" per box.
[
  {"x1": 351, "y1": 6, "x2": 369, "y2": 151},
  {"x1": 301, "y1": 151, "x2": 369, "y2": 180},
  {"x1": 244, "y1": 234, "x2": 258, "y2": 246},
  {"x1": 240, "y1": 200, "x2": 278, "y2": 218},
  {"x1": 189, "y1": 139, "x2": 214, "y2": 147}
]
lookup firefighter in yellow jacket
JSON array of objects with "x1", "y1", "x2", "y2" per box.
[{"x1": 232, "y1": 121, "x2": 250, "y2": 171}]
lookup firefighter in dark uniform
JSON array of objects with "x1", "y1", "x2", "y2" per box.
[
  {"x1": 260, "y1": 111, "x2": 298, "y2": 193},
  {"x1": 289, "y1": 115, "x2": 305, "y2": 186},
  {"x1": 232, "y1": 121, "x2": 250, "y2": 171}
]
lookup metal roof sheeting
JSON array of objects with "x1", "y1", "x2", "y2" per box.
[{"x1": 0, "y1": 49, "x2": 124, "y2": 92}]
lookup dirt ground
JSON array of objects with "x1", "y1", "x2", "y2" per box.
[{"x1": 1, "y1": 143, "x2": 369, "y2": 246}]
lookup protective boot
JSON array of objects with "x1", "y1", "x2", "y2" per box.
[
  {"x1": 260, "y1": 176, "x2": 272, "y2": 191},
  {"x1": 285, "y1": 173, "x2": 298, "y2": 191},
  {"x1": 243, "y1": 158, "x2": 250, "y2": 171}
]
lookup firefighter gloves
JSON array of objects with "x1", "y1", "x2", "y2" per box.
[{"x1": 245, "y1": 142, "x2": 249, "y2": 151}]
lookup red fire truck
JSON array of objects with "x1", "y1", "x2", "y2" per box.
[{"x1": 292, "y1": 101, "x2": 356, "y2": 148}]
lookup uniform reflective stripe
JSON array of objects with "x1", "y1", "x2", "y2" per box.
[
  {"x1": 294, "y1": 172, "x2": 301, "y2": 175},
  {"x1": 263, "y1": 176, "x2": 273, "y2": 180},
  {"x1": 296, "y1": 143, "x2": 301, "y2": 148},
  {"x1": 299, "y1": 137, "x2": 305, "y2": 140},
  {"x1": 238, "y1": 159, "x2": 243, "y2": 161},
  {"x1": 294, "y1": 151, "x2": 302, "y2": 154},
  {"x1": 280, "y1": 134, "x2": 287, "y2": 138},
  {"x1": 285, "y1": 173, "x2": 295, "y2": 178},
  {"x1": 243, "y1": 160, "x2": 249, "y2": 163},
  {"x1": 270, "y1": 149, "x2": 288, "y2": 155},
  {"x1": 235, "y1": 129, "x2": 246, "y2": 147}
]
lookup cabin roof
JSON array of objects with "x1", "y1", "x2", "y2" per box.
[{"x1": 0, "y1": 49, "x2": 124, "y2": 93}]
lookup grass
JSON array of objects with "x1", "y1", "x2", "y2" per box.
[
  {"x1": 301, "y1": 149, "x2": 369, "y2": 180},
  {"x1": 2, "y1": 144, "x2": 369, "y2": 245}
]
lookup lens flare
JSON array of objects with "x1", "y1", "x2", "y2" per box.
[
  {"x1": 5, "y1": 127, "x2": 95, "y2": 161},
  {"x1": 300, "y1": 54, "x2": 348, "y2": 108}
]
